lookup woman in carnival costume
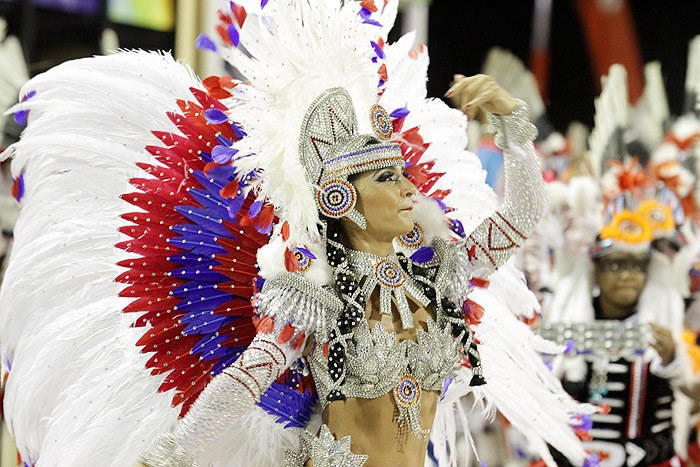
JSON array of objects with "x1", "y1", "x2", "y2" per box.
[{"x1": 0, "y1": 1, "x2": 597, "y2": 466}]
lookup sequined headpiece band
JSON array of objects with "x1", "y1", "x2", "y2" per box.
[{"x1": 299, "y1": 87, "x2": 404, "y2": 229}]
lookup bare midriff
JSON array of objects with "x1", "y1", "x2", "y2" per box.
[{"x1": 307, "y1": 291, "x2": 440, "y2": 466}]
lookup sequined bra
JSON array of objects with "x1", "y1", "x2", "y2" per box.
[{"x1": 309, "y1": 315, "x2": 462, "y2": 402}]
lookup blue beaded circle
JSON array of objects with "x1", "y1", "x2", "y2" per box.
[
  {"x1": 370, "y1": 104, "x2": 392, "y2": 140},
  {"x1": 289, "y1": 246, "x2": 313, "y2": 272},
  {"x1": 318, "y1": 180, "x2": 356, "y2": 218},
  {"x1": 394, "y1": 375, "x2": 420, "y2": 407},
  {"x1": 397, "y1": 223, "x2": 424, "y2": 249},
  {"x1": 374, "y1": 259, "x2": 405, "y2": 288}
]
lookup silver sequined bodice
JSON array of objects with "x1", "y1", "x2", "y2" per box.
[{"x1": 309, "y1": 316, "x2": 462, "y2": 405}]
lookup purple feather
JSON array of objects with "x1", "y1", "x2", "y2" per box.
[
  {"x1": 362, "y1": 19, "x2": 383, "y2": 27},
  {"x1": 22, "y1": 90, "x2": 36, "y2": 101},
  {"x1": 358, "y1": 7, "x2": 371, "y2": 19},
  {"x1": 216, "y1": 135, "x2": 233, "y2": 147},
  {"x1": 450, "y1": 219, "x2": 466, "y2": 238},
  {"x1": 231, "y1": 122, "x2": 246, "y2": 138},
  {"x1": 204, "y1": 108, "x2": 228, "y2": 124},
  {"x1": 211, "y1": 145, "x2": 238, "y2": 164},
  {"x1": 574, "y1": 413, "x2": 593, "y2": 431},
  {"x1": 377, "y1": 79, "x2": 385, "y2": 87},
  {"x1": 254, "y1": 277, "x2": 266, "y2": 290},
  {"x1": 564, "y1": 339, "x2": 575, "y2": 355},
  {"x1": 261, "y1": 0, "x2": 269, "y2": 7},
  {"x1": 226, "y1": 195, "x2": 245, "y2": 219},
  {"x1": 248, "y1": 200, "x2": 263, "y2": 218},
  {"x1": 583, "y1": 453, "x2": 600, "y2": 467},
  {"x1": 205, "y1": 164, "x2": 236, "y2": 181},
  {"x1": 195, "y1": 33, "x2": 218, "y2": 52},
  {"x1": 370, "y1": 41, "x2": 385, "y2": 59},
  {"x1": 410, "y1": 246, "x2": 434, "y2": 263},
  {"x1": 227, "y1": 24, "x2": 240, "y2": 47},
  {"x1": 13, "y1": 110, "x2": 28, "y2": 126},
  {"x1": 296, "y1": 247, "x2": 317, "y2": 260},
  {"x1": 390, "y1": 106, "x2": 410, "y2": 119}
]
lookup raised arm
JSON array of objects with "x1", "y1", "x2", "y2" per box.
[{"x1": 447, "y1": 74, "x2": 547, "y2": 274}]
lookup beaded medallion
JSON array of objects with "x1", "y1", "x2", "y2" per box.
[
  {"x1": 393, "y1": 374, "x2": 428, "y2": 439},
  {"x1": 394, "y1": 374, "x2": 420, "y2": 406},
  {"x1": 318, "y1": 180, "x2": 356, "y2": 218},
  {"x1": 289, "y1": 246, "x2": 313, "y2": 272},
  {"x1": 370, "y1": 104, "x2": 392, "y2": 140},
  {"x1": 374, "y1": 259, "x2": 406, "y2": 288},
  {"x1": 396, "y1": 223, "x2": 424, "y2": 249}
]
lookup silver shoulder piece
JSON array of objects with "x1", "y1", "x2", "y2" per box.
[{"x1": 257, "y1": 272, "x2": 343, "y2": 342}]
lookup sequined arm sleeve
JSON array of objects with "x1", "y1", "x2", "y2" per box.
[
  {"x1": 139, "y1": 331, "x2": 300, "y2": 466},
  {"x1": 463, "y1": 101, "x2": 547, "y2": 275}
]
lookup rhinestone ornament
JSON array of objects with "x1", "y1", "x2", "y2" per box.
[
  {"x1": 397, "y1": 223, "x2": 424, "y2": 249},
  {"x1": 394, "y1": 375, "x2": 420, "y2": 407},
  {"x1": 374, "y1": 259, "x2": 406, "y2": 288},
  {"x1": 318, "y1": 180, "x2": 356, "y2": 218},
  {"x1": 370, "y1": 104, "x2": 392, "y2": 140},
  {"x1": 290, "y1": 246, "x2": 313, "y2": 272}
]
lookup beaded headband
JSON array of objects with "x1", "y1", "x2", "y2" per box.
[{"x1": 299, "y1": 87, "x2": 404, "y2": 229}]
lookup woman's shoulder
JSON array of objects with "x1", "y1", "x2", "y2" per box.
[{"x1": 255, "y1": 238, "x2": 342, "y2": 342}]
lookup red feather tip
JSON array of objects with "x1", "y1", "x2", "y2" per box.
[
  {"x1": 291, "y1": 331, "x2": 306, "y2": 351},
  {"x1": 360, "y1": 0, "x2": 377, "y2": 12},
  {"x1": 284, "y1": 247, "x2": 301, "y2": 272},
  {"x1": 255, "y1": 315, "x2": 275, "y2": 334},
  {"x1": 378, "y1": 64, "x2": 388, "y2": 82},
  {"x1": 231, "y1": 3, "x2": 247, "y2": 28},
  {"x1": 219, "y1": 178, "x2": 239, "y2": 199},
  {"x1": 281, "y1": 221, "x2": 290, "y2": 241},
  {"x1": 278, "y1": 323, "x2": 295, "y2": 344}
]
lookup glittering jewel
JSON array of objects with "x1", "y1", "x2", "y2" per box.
[
  {"x1": 348, "y1": 250, "x2": 430, "y2": 329},
  {"x1": 396, "y1": 223, "x2": 424, "y2": 249},
  {"x1": 318, "y1": 180, "x2": 356, "y2": 217},
  {"x1": 370, "y1": 104, "x2": 392, "y2": 140}
]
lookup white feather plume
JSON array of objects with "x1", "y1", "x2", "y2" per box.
[{"x1": 0, "y1": 51, "x2": 200, "y2": 466}]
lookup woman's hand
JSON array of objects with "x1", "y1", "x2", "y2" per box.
[
  {"x1": 445, "y1": 74, "x2": 518, "y2": 120},
  {"x1": 649, "y1": 323, "x2": 676, "y2": 366}
]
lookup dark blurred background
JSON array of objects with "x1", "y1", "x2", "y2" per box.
[{"x1": 427, "y1": 0, "x2": 700, "y2": 131}]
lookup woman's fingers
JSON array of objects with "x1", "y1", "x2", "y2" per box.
[{"x1": 446, "y1": 74, "x2": 517, "y2": 117}]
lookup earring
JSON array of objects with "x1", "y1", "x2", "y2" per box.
[{"x1": 317, "y1": 179, "x2": 367, "y2": 229}]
